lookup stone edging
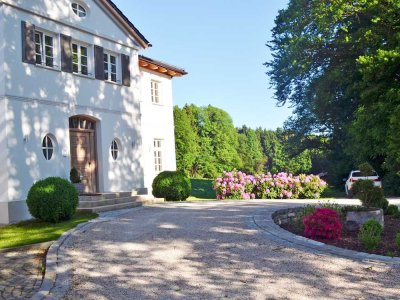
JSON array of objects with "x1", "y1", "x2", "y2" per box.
[
  {"x1": 0, "y1": 241, "x2": 53, "y2": 254},
  {"x1": 31, "y1": 207, "x2": 143, "y2": 300},
  {"x1": 250, "y1": 207, "x2": 400, "y2": 266}
]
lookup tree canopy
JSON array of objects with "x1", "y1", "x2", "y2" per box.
[
  {"x1": 267, "y1": 0, "x2": 400, "y2": 190},
  {"x1": 174, "y1": 104, "x2": 317, "y2": 178}
]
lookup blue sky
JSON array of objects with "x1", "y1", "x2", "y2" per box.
[{"x1": 114, "y1": 0, "x2": 292, "y2": 130}]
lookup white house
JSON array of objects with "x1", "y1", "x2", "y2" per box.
[{"x1": 0, "y1": 0, "x2": 187, "y2": 224}]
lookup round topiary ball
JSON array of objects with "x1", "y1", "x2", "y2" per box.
[
  {"x1": 27, "y1": 177, "x2": 79, "y2": 223},
  {"x1": 152, "y1": 171, "x2": 191, "y2": 201}
]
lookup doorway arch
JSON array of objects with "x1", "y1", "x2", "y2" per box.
[{"x1": 69, "y1": 115, "x2": 98, "y2": 193}]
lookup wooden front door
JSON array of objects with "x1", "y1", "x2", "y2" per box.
[{"x1": 70, "y1": 130, "x2": 97, "y2": 193}]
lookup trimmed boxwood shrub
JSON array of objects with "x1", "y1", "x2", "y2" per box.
[
  {"x1": 27, "y1": 177, "x2": 79, "y2": 223},
  {"x1": 358, "y1": 219, "x2": 383, "y2": 251},
  {"x1": 352, "y1": 180, "x2": 387, "y2": 209},
  {"x1": 387, "y1": 204, "x2": 400, "y2": 216},
  {"x1": 152, "y1": 171, "x2": 191, "y2": 201}
]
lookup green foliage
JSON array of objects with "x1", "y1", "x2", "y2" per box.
[
  {"x1": 267, "y1": 0, "x2": 400, "y2": 192},
  {"x1": 152, "y1": 171, "x2": 191, "y2": 201},
  {"x1": 173, "y1": 106, "x2": 199, "y2": 176},
  {"x1": 27, "y1": 177, "x2": 79, "y2": 223},
  {"x1": 352, "y1": 180, "x2": 387, "y2": 209},
  {"x1": 69, "y1": 168, "x2": 81, "y2": 183},
  {"x1": 358, "y1": 220, "x2": 383, "y2": 251},
  {"x1": 174, "y1": 104, "x2": 316, "y2": 179},
  {"x1": 396, "y1": 233, "x2": 400, "y2": 250},
  {"x1": 387, "y1": 205, "x2": 400, "y2": 216},
  {"x1": 359, "y1": 163, "x2": 374, "y2": 177},
  {"x1": 237, "y1": 126, "x2": 265, "y2": 174}
]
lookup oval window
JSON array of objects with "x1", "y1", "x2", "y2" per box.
[
  {"x1": 111, "y1": 139, "x2": 119, "y2": 160},
  {"x1": 71, "y1": 3, "x2": 87, "y2": 18},
  {"x1": 42, "y1": 135, "x2": 54, "y2": 160}
]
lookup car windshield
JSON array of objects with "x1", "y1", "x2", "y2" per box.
[{"x1": 352, "y1": 171, "x2": 378, "y2": 177}]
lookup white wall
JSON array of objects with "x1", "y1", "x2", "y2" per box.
[
  {"x1": 1, "y1": 0, "x2": 140, "y2": 49},
  {"x1": 140, "y1": 69, "x2": 177, "y2": 193},
  {"x1": 0, "y1": 1, "x2": 149, "y2": 224}
]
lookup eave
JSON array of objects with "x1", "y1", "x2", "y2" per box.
[{"x1": 139, "y1": 55, "x2": 188, "y2": 78}]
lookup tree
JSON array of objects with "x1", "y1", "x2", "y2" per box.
[
  {"x1": 237, "y1": 126, "x2": 265, "y2": 174},
  {"x1": 267, "y1": 0, "x2": 400, "y2": 188},
  {"x1": 173, "y1": 106, "x2": 199, "y2": 176}
]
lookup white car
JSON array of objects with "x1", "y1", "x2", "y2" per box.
[{"x1": 345, "y1": 170, "x2": 382, "y2": 197}]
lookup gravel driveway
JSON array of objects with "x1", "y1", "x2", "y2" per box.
[{"x1": 63, "y1": 200, "x2": 400, "y2": 299}]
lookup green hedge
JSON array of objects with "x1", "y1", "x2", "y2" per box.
[
  {"x1": 27, "y1": 177, "x2": 79, "y2": 223},
  {"x1": 152, "y1": 171, "x2": 191, "y2": 201}
]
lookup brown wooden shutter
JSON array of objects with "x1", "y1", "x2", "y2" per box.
[
  {"x1": 94, "y1": 46, "x2": 104, "y2": 80},
  {"x1": 121, "y1": 54, "x2": 131, "y2": 87},
  {"x1": 21, "y1": 21, "x2": 36, "y2": 64},
  {"x1": 60, "y1": 34, "x2": 73, "y2": 73}
]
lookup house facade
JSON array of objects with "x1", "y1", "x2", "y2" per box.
[{"x1": 0, "y1": 0, "x2": 186, "y2": 224}]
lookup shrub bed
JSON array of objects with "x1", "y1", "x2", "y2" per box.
[
  {"x1": 277, "y1": 204, "x2": 400, "y2": 257},
  {"x1": 213, "y1": 170, "x2": 326, "y2": 200}
]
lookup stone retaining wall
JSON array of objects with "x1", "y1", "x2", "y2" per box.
[{"x1": 272, "y1": 207, "x2": 304, "y2": 225}]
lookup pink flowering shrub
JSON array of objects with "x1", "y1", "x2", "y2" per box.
[
  {"x1": 213, "y1": 170, "x2": 326, "y2": 200},
  {"x1": 303, "y1": 208, "x2": 342, "y2": 240},
  {"x1": 213, "y1": 170, "x2": 256, "y2": 200}
]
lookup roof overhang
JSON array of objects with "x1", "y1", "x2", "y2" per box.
[
  {"x1": 99, "y1": 0, "x2": 151, "y2": 49},
  {"x1": 139, "y1": 55, "x2": 188, "y2": 77}
]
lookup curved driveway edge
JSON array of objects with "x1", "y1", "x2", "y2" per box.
[
  {"x1": 250, "y1": 209, "x2": 400, "y2": 266},
  {"x1": 32, "y1": 199, "x2": 400, "y2": 299},
  {"x1": 31, "y1": 208, "x2": 141, "y2": 300}
]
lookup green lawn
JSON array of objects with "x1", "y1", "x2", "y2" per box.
[
  {"x1": 0, "y1": 212, "x2": 98, "y2": 249},
  {"x1": 189, "y1": 178, "x2": 216, "y2": 200}
]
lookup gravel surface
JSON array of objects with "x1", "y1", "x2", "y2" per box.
[{"x1": 63, "y1": 200, "x2": 400, "y2": 299}]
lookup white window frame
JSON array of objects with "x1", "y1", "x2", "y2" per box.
[
  {"x1": 34, "y1": 29, "x2": 59, "y2": 69},
  {"x1": 71, "y1": 3, "x2": 87, "y2": 18},
  {"x1": 72, "y1": 42, "x2": 91, "y2": 76},
  {"x1": 151, "y1": 80, "x2": 161, "y2": 104},
  {"x1": 153, "y1": 139, "x2": 163, "y2": 173},
  {"x1": 111, "y1": 139, "x2": 119, "y2": 161},
  {"x1": 42, "y1": 135, "x2": 55, "y2": 160},
  {"x1": 103, "y1": 52, "x2": 119, "y2": 83}
]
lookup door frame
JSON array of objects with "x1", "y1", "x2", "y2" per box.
[{"x1": 69, "y1": 116, "x2": 99, "y2": 193}]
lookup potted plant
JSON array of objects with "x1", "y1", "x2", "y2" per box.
[{"x1": 70, "y1": 167, "x2": 84, "y2": 194}]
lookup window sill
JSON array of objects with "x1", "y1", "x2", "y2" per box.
[
  {"x1": 152, "y1": 102, "x2": 164, "y2": 106},
  {"x1": 36, "y1": 64, "x2": 61, "y2": 73},
  {"x1": 73, "y1": 72, "x2": 95, "y2": 80},
  {"x1": 105, "y1": 80, "x2": 122, "y2": 86}
]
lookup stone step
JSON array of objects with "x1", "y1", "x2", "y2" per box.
[
  {"x1": 78, "y1": 188, "x2": 148, "y2": 202},
  {"x1": 77, "y1": 201, "x2": 143, "y2": 213},
  {"x1": 138, "y1": 197, "x2": 165, "y2": 205},
  {"x1": 78, "y1": 196, "x2": 140, "y2": 208}
]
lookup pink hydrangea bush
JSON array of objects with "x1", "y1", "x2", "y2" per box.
[
  {"x1": 213, "y1": 170, "x2": 327, "y2": 200},
  {"x1": 213, "y1": 170, "x2": 256, "y2": 200}
]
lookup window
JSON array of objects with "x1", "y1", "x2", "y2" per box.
[
  {"x1": 104, "y1": 52, "x2": 118, "y2": 82},
  {"x1": 69, "y1": 116, "x2": 95, "y2": 130},
  {"x1": 42, "y1": 135, "x2": 54, "y2": 160},
  {"x1": 151, "y1": 80, "x2": 160, "y2": 104},
  {"x1": 153, "y1": 139, "x2": 163, "y2": 173},
  {"x1": 111, "y1": 139, "x2": 119, "y2": 160},
  {"x1": 35, "y1": 31, "x2": 55, "y2": 67},
  {"x1": 71, "y1": 3, "x2": 87, "y2": 17},
  {"x1": 72, "y1": 43, "x2": 88, "y2": 75}
]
